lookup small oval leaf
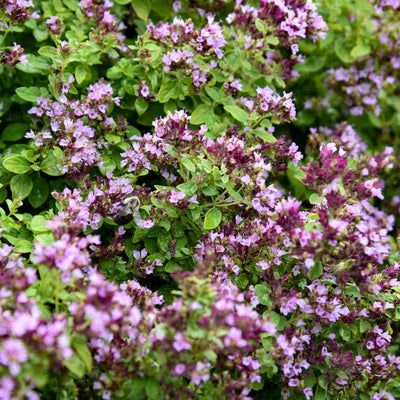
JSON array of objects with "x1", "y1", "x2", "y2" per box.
[
  {"x1": 3, "y1": 155, "x2": 31, "y2": 174},
  {"x1": 204, "y1": 207, "x2": 222, "y2": 230},
  {"x1": 15, "y1": 86, "x2": 42, "y2": 102},
  {"x1": 310, "y1": 261, "x2": 323, "y2": 280},
  {"x1": 2, "y1": 123, "x2": 29, "y2": 142},
  {"x1": 10, "y1": 175, "x2": 33, "y2": 200},
  {"x1": 224, "y1": 105, "x2": 248, "y2": 123},
  {"x1": 28, "y1": 175, "x2": 49, "y2": 208}
]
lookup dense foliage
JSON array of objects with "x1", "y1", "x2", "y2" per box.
[{"x1": 0, "y1": 0, "x2": 399, "y2": 399}]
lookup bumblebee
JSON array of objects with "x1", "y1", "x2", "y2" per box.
[{"x1": 114, "y1": 196, "x2": 141, "y2": 225}]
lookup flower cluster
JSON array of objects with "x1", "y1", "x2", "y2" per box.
[
  {"x1": 147, "y1": 269, "x2": 276, "y2": 399},
  {"x1": 1, "y1": 0, "x2": 400, "y2": 399},
  {"x1": 137, "y1": 80, "x2": 156, "y2": 100},
  {"x1": 229, "y1": 0, "x2": 328, "y2": 53},
  {"x1": 223, "y1": 0, "x2": 327, "y2": 79},
  {"x1": 46, "y1": 16, "x2": 62, "y2": 35},
  {"x1": 0, "y1": 42, "x2": 28, "y2": 66},
  {"x1": 142, "y1": 15, "x2": 226, "y2": 89},
  {"x1": 193, "y1": 121, "x2": 399, "y2": 397},
  {"x1": 147, "y1": 15, "x2": 226, "y2": 59},
  {"x1": 54, "y1": 259, "x2": 274, "y2": 399},
  {"x1": 303, "y1": 123, "x2": 394, "y2": 201},
  {"x1": 0, "y1": 243, "x2": 74, "y2": 399},
  {"x1": 324, "y1": 3, "x2": 400, "y2": 119},
  {"x1": 78, "y1": 0, "x2": 126, "y2": 51},
  {"x1": 372, "y1": 0, "x2": 400, "y2": 12},
  {"x1": 0, "y1": 0, "x2": 38, "y2": 24},
  {"x1": 50, "y1": 173, "x2": 137, "y2": 233},
  {"x1": 326, "y1": 58, "x2": 388, "y2": 116},
  {"x1": 26, "y1": 79, "x2": 120, "y2": 176},
  {"x1": 241, "y1": 86, "x2": 297, "y2": 123},
  {"x1": 0, "y1": 0, "x2": 39, "y2": 67},
  {"x1": 121, "y1": 109, "x2": 300, "y2": 182}
]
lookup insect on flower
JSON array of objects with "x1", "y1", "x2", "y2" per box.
[{"x1": 113, "y1": 196, "x2": 141, "y2": 225}]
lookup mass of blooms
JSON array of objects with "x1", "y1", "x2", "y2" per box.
[{"x1": 0, "y1": 0, "x2": 399, "y2": 399}]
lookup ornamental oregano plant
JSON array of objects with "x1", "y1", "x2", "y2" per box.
[{"x1": 0, "y1": 0, "x2": 399, "y2": 399}]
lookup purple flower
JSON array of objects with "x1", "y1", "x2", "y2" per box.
[
  {"x1": 46, "y1": 15, "x2": 62, "y2": 34},
  {"x1": 173, "y1": 332, "x2": 191, "y2": 352}
]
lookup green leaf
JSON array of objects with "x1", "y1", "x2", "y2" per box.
[
  {"x1": 164, "y1": 100, "x2": 177, "y2": 114},
  {"x1": 150, "y1": 0, "x2": 170, "y2": 16},
  {"x1": 158, "y1": 80, "x2": 182, "y2": 103},
  {"x1": 205, "y1": 86, "x2": 221, "y2": 101},
  {"x1": 0, "y1": 187, "x2": 7, "y2": 203},
  {"x1": 260, "y1": 119, "x2": 272, "y2": 128},
  {"x1": 275, "y1": 75, "x2": 286, "y2": 88},
  {"x1": 177, "y1": 181, "x2": 196, "y2": 196},
  {"x1": 145, "y1": 378, "x2": 161, "y2": 400},
  {"x1": 255, "y1": 18, "x2": 266, "y2": 34},
  {"x1": 202, "y1": 186, "x2": 218, "y2": 196},
  {"x1": 191, "y1": 207, "x2": 201, "y2": 221},
  {"x1": 35, "y1": 233, "x2": 54, "y2": 246},
  {"x1": 334, "y1": 37, "x2": 355, "y2": 64},
  {"x1": 204, "y1": 208, "x2": 222, "y2": 230},
  {"x1": 309, "y1": 193, "x2": 323, "y2": 204},
  {"x1": 3, "y1": 154, "x2": 31, "y2": 174},
  {"x1": 10, "y1": 175, "x2": 33, "y2": 200},
  {"x1": 351, "y1": 43, "x2": 371, "y2": 58},
  {"x1": 254, "y1": 129, "x2": 277, "y2": 143},
  {"x1": 75, "y1": 65, "x2": 88, "y2": 85},
  {"x1": 339, "y1": 327, "x2": 352, "y2": 342},
  {"x1": 29, "y1": 364, "x2": 49, "y2": 388},
  {"x1": 236, "y1": 273, "x2": 249, "y2": 289},
  {"x1": 99, "y1": 155, "x2": 116, "y2": 173},
  {"x1": 315, "y1": 386, "x2": 327, "y2": 400},
  {"x1": 360, "y1": 320, "x2": 370, "y2": 333},
  {"x1": 181, "y1": 158, "x2": 196, "y2": 172},
  {"x1": 2, "y1": 123, "x2": 29, "y2": 141},
  {"x1": 17, "y1": 55, "x2": 48, "y2": 73},
  {"x1": 295, "y1": 56, "x2": 325, "y2": 73},
  {"x1": 213, "y1": 166, "x2": 222, "y2": 182},
  {"x1": 226, "y1": 51, "x2": 240, "y2": 70},
  {"x1": 122, "y1": 377, "x2": 146, "y2": 399},
  {"x1": 203, "y1": 349, "x2": 217, "y2": 363},
  {"x1": 14, "y1": 239, "x2": 33, "y2": 253},
  {"x1": 158, "y1": 219, "x2": 170, "y2": 231},
  {"x1": 73, "y1": 337, "x2": 92, "y2": 374},
  {"x1": 31, "y1": 215, "x2": 51, "y2": 233},
  {"x1": 191, "y1": 104, "x2": 213, "y2": 125},
  {"x1": 165, "y1": 260, "x2": 178, "y2": 272},
  {"x1": 40, "y1": 155, "x2": 63, "y2": 176},
  {"x1": 255, "y1": 283, "x2": 268, "y2": 297},
  {"x1": 310, "y1": 261, "x2": 323, "y2": 280},
  {"x1": 32, "y1": 29, "x2": 49, "y2": 42},
  {"x1": 344, "y1": 285, "x2": 361, "y2": 298},
  {"x1": 304, "y1": 373, "x2": 316, "y2": 388},
  {"x1": 15, "y1": 86, "x2": 42, "y2": 102},
  {"x1": 28, "y1": 175, "x2": 49, "y2": 208},
  {"x1": 63, "y1": 0, "x2": 79, "y2": 10},
  {"x1": 251, "y1": 381, "x2": 264, "y2": 391},
  {"x1": 224, "y1": 181, "x2": 242, "y2": 201},
  {"x1": 200, "y1": 159, "x2": 212, "y2": 173},
  {"x1": 135, "y1": 97, "x2": 148, "y2": 115},
  {"x1": 223, "y1": 105, "x2": 248, "y2": 123},
  {"x1": 157, "y1": 231, "x2": 172, "y2": 252},
  {"x1": 367, "y1": 110, "x2": 382, "y2": 128},
  {"x1": 38, "y1": 46, "x2": 58, "y2": 59},
  {"x1": 64, "y1": 353, "x2": 86, "y2": 378},
  {"x1": 132, "y1": 0, "x2": 151, "y2": 20},
  {"x1": 266, "y1": 36, "x2": 279, "y2": 46}
]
